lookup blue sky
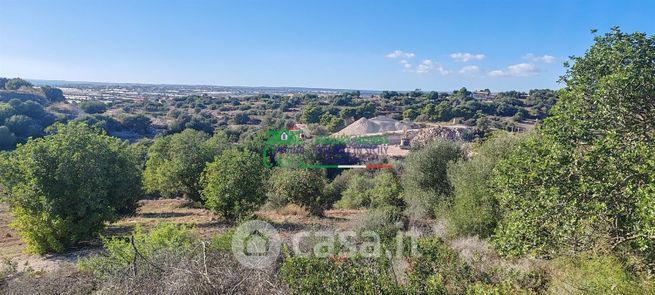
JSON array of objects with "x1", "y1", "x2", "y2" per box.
[{"x1": 1, "y1": 0, "x2": 654, "y2": 91}]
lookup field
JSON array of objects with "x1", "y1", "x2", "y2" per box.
[{"x1": 0, "y1": 199, "x2": 366, "y2": 273}]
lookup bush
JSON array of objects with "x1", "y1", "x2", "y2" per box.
[
  {"x1": 0, "y1": 126, "x2": 16, "y2": 150},
  {"x1": 402, "y1": 140, "x2": 463, "y2": 219},
  {"x1": 78, "y1": 223, "x2": 197, "y2": 278},
  {"x1": 268, "y1": 168, "x2": 329, "y2": 216},
  {"x1": 334, "y1": 172, "x2": 373, "y2": 209},
  {"x1": 405, "y1": 237, "x2": 472, "y2": 294},
  {"x1": 280, "y1": 254, "x2": 402, "y2": 294},
  {"x1": 144, "y1": 129, "x2": 226, "y2": 201},
  {"x1": 356, "y1": 206, "x2": 404, "y2": 242},
  {"x1": 200, "y1": 148, "x2": 266, "y2": 221},
  {"x1": 547, "y1": 255, "x2": 650, "y2": 295},
  {"x1": 447, "y1": 133, "x2": 522, "y2": 238},
  {"x1": 78, "y1": 100, "x2": 108, "y2": 114},
  {"x1": 0, "y1": 122, "x2": 143, "y2": 253}
]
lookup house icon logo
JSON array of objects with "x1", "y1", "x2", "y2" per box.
[
  {"x1": 280, "y1": 132, "x2": 288, "y2": 141},
  {"x1": 232, "y1": 220, "x2": 281, "y2": 269}
]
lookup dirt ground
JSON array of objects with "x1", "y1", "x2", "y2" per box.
[{"x1": 0, "y1": 199, "x2": 365, "y2": 273}]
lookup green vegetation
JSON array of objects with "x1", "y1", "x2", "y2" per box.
[
  {"x1": 447, "y1": 134, "x2": 523, "y2": 238},
  {"x1": 200, "y1": 148, "x2": 266, "y2": 220},
  {"x1": 492, "y1": 29, "x2": 655, "y2": 265},
  {"x1": 0, "y1": 122, "x2": 142, "y2": 253},
  {"x1": 143, "y1": 129, "x2": 227, "y2": 201},
  {"x1": 268, "y1": 168, "x2": 329, "y2": 216},
  {"x1": 401, "y1": 140, "x2": 463, "y2": 219}
]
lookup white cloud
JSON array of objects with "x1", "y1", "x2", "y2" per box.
[
  {"x1": 399, "y1": 59, "x2": 412, "y2": 69},
  {"x1": 450, "y1": 52, "x2": 485, "y2": 62},
  {"x1": 458, "y1": 65, "x2": 480, "y2": 74},
  {"x1": 488, "y1": 63, "x2": 538, "y2": 77},
  {"x1": 386, "y1": 50, "x2": 415, "y2": 59},
  {"x1": 523, "y1": 53, "x2": 555, "y2": 63},
  {"x1": 416, "y1": 59, "x2": 449, "y2": 75}
]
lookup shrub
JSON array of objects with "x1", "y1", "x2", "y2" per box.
[
  {"x1": 0, "y1": 126, "x2": 16, "y2": 150},
  {"x1": 334, "y1": 172, "x2": 373, "y2": 209},
  {"x1": 200, "y1": 148, "x2": 266, "y2": 221},
  {"x1": 144, "y1": 129, "x2": 227, "y2": 201},
  {"x1": 369, "y1": 170, "x2": 403, "y2": 208},
  {"x1": 492, "y1": 29, "x2": 655, "y2": 262},
  {"x1": 78, "y1": 100, "x2": 107, "y2": 114},
  {"x1": 280, "y1": 254, "x2": 402, "y2": 294},
  {"x1": 0, "y1": 122, "x2": 143, "y2": 253},
  {"x1": 402, "y1": 140, "x2": 463, "y2": 219},
  {"x1": 78, "y1": 223, "x2": 197, "y2": 278},
  {"x1": 268, "y1": 168, "x2": 329, "y2": 216},
  {"x1": 547, "y1": 255, "x2": 650, "y2": 295},
  {"x1": 405, "y1": 237, "x2": 472, "y2": 294},
  {"x1": 447, "y1": 133, "x2": 522, "y2": 238},
  {"x1": 356, "y1": 206, "x2": 404, "y2": 242}
]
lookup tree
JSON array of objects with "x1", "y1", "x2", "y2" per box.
[
  {"x1": 41, "y1": 86, "x2": 65, "y2": 103},
  {"x1": 300, "y1": 106, "x2": 323, "y2": 123},
  {"x1": 233, "y1": 113, "x2": 250, "y2": 125},
  {"x1": 403, "y1": 109, "x2": 419, "y2": 121},
  {"x1": 0, "y1": 122, "x2": 142, "y2": 253},
  {"x1": 0, "y1": 126, "x2": 16, "y2": 150},
  {"x1": 4, "y1": 78, "x2": 32, "y2": 90},
  {"x1": 447, "y1": 134, "x2": 522, "y2": 238},
  {"x1": 4, "y1": 115, "x2": 41, "y2": 138},
  {"x1": 144, "y1": 129, "x2": 226, "y2": 201},
  {"x1": 493, "y1": 28, "x2": 655, "y2": 259},
  {"x1": 121, "y1": 114, "x2": 152, "y2": 134},
  {"x1": 402, "y1": 140, "x2": 462, "y2": 219},
  {"x1": 78, "y1": 100, "x2": 107, "y2": 114},
  {"x1": 200, "y1": 148, "x2": 266, "y2": 221},
  {"x1": 268, "y1": 168, "x2": 329, "y2": 216}
]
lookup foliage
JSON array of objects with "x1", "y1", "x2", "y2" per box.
[
  {"x1": 0, "y1": 126, "x2": 16, "y2": 150},
  {"x1": 268, "y1": 168, "x2": 329, "y2": 216},
  {"x1": 3, "y1": 78, "x2": 32, "y2": 90},
  {"x1": 492, "y1": 28, "x2": 655, "y2": 261},
  {"x1": 402, "y1": 140, "x2": 463, "y2": 219},
  {"x1": 144, "y1": 129, "x2": 227, "y2": 201},
  {"x1": 405, "y1": 237, "x2": 472, "y2": 294},
  {"x1": 547, "y1": 254, "x2": 650, "y2": 295},
  {"x1": 78, "y1": 100, "x2": 108, "y2": 114},
  {"x1": 280, "y1": 254, "x2": 402, "y2": 295},
  {"x1": 200, "y1": 148, "x2": 266, "y2": 221},
  {"x1": 78, "y1": 223, "x2": 197, "y2": 278},
  {"x1": 0, "y1": 122, "x2": 143, "y2": 253},
  {"x1": 447, "y1": 133, "x2": 523, "y2": 238},
  {"x1": 334, "y1": 171, "x2": 374, "y2": 209}
]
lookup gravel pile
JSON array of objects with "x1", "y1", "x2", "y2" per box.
[{"x1": 335, "y1": 116, "x2": 410, "y2": 136}]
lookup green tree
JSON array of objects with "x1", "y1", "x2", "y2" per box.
[
  {"x1": 200, "y1": 148, "x2": 266, "y2": 221},
  {"x1": 268, "y1": 168, "x2": 328, "y2": 216},
  {"x1": 78, "y1": 100, "x2": 107, "y2": 114},
  {"x1": 493, "y1": 28, "x2": 655, "y2": 259},
  {"x1": 144, "y1": 129, "x2": 226, "y2": 201},
  {"x1": 447, "y1": 133, "x2": 522, "y2": 238},
  {"x1": 5, "y1": 115, "x2": 41, "y2": 138},
  {"x1": 402, "y1": 140, "x2": 462, "y2": 219},
  {"x1": 4, "y1": 78, "x2": 32, "y2": 90},
  {"x1": 403, "y1": 108, "x2": 419, "y2": 121},
  {"x1": 0, "y1": 126, "x2": 16, "y2": 150},
  {"x1": 0, "y1": 122, "x2": 142, "y2": 253},
  {"x1": 300, "y1": 106, "x2": 324, "y2": 124}
]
